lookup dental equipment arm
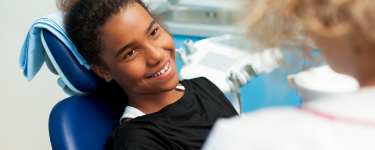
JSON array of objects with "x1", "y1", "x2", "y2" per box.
[
  {"x1": 179, "y1": 34, "x2": 284, "y2": 114},
  {"x1": 226, "y1": 48, "x2": 284, "y2": 91},
  {"x1": 225, "y1": 48, "x2": 283, "y2": 114}
]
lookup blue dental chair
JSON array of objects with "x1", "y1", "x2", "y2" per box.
[{"x1": 41, "y1": 29, "x2": 127, "y2": 150}]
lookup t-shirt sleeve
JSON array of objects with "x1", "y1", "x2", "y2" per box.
[{"x1": 107, "y1": 124, "x2": 178, "y2": 150}]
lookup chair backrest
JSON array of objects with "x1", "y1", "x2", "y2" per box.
[
  {"x1": 49, "y1": 91, "x2": 126, "y2": 150},
  {"x1": 41, "y1": 29, "x2": 126, "y2": 150}
]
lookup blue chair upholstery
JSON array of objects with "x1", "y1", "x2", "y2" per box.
[
  {"x1": 42, "y1": 29, "x2": 126, "y2": 150},
  {"x1": 49, "y1": 89, "x2": 126, "y2": 150}
]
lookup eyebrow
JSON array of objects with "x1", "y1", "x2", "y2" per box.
[
  {"x1": 146, "y1": 20, "x2": 156, "y2": 33},
  {"x1": 115, "y1": 20, "x2": 156, "y2": 57},
  {"x1": 115, "y1": 41, "x2": 134, "y2": 57}
]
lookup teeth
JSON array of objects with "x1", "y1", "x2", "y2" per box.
[{"x1": 150, "y1": 62, "x2": 170, "y2": 77}]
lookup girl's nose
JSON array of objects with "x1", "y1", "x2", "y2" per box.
[{"x1": 146, "y1": 44, "x2": 164, "y2": 66}]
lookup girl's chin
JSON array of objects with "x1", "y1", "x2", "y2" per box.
[{"x1": 161, "y1": 74, "x2": 180, "y2": 92}]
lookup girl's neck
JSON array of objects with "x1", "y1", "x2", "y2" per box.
[{"x1": 126, "y1": 83, "x2": 185, "y2": 114}]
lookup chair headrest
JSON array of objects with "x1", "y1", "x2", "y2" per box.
[{"x1": 42, "y1": 29, "x2": 105, "y2": 94}]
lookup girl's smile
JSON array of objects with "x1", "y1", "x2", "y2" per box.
[{"x1": 147, "y1": 59, "x2": 172, "y2": 79}]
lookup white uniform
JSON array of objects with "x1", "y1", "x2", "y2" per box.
[{"x1": 202, "y1": 86, "x2": 375, "y2": 150}]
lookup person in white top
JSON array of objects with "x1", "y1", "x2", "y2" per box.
[{"x1": 202, "y1": 0, "x2": 375, "y2": 149}]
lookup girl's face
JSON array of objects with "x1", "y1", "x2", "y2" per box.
[{"x1": 94, "y1": 3, "x2": 179, "y2": 95}]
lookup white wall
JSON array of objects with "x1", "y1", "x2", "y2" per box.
[{"x1": 0, "y1": 0, "x2": 68, "y2": 150}]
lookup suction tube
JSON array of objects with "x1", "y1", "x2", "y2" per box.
[
  {"x1": 175, "y1": 48, "x2": 189, "y2": 65},
  {"x1": 184, "y1": 39, "x2": 196, "y2": 54},
  {"x1": 227, "y1": 71, "x2": 243, "y2": 114}
]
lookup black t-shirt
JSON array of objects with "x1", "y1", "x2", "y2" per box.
[{"x1": 106, "y1": 77, "x2": 238, "y2": 150}]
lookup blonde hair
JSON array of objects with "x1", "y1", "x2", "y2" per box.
[{"x1": 238, "y1": 0, "x2": 375, "y2": 51}]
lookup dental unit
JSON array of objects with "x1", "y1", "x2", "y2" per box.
[{"x1": 177, "y1": 34, "x2": 284, "y2": 114}]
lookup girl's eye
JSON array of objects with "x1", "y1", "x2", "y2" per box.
[
  {"x1": 125, "y1": 50, "x2": 135, "y2": 58},
  {"x1": 150, "y1": 28, "x2": 158, "y2": 39}
]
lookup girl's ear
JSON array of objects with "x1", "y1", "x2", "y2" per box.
[{"x1": 91, "y1": 65, "x2": 112, "y2": 81}]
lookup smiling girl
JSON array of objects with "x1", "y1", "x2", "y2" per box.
[{"x1": 58, "y1": 0, "x2": 238, "y2": 149}]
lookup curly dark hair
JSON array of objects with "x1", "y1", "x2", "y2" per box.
[{"x1": 57, "y1": 0, "x2": 168, "y2": 70}]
